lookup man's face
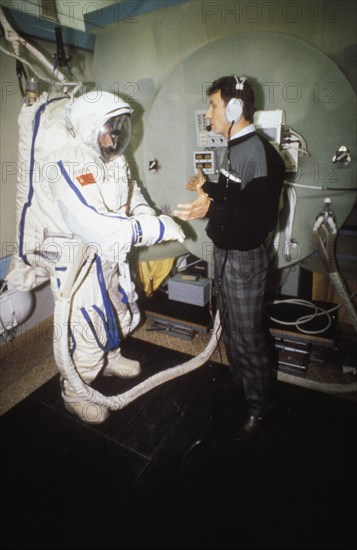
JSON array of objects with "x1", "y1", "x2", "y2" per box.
[
  {"x1": 97, "y1": 114, "x2": 131, "y2": 162},
  {"x1": 98, "y1": 128, "x2": 116, "y2": 148},
  {"x1": 205, "y1": 90, "x2": 229, "y2": 138},
  {"x1": 98, "y1": 118, "x2": 120, "y2": 149}
]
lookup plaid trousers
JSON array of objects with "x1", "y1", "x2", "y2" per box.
[{"x1": 214, "y1": 244, "x2": 275, "y2": 417}]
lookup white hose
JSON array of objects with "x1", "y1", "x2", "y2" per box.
[
  {"x1": 55, "y1": 291, "x2": 357, "y2": 404},
  {"x1": 276, "y1": 371, "x2": 357, "y2": 394},
  {"x1": 0, "y1": 7, "x2": 82, "y2": 97},
  {"x1": 0, "y1": 7, "x2": 65, "y2": 82},
  {"x1": 54, "y1": 297, "x2": 222, "y2": 411},
  {"x1": 313, "y1": 212, "x2": 357, "y2": 331},
  {"x1": 283, "y1": 184, "x2": 298, "y2": 262}
]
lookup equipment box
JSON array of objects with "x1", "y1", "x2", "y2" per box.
[{"x1": 168, "y1": 274, "x2": 211, "y2": 307}]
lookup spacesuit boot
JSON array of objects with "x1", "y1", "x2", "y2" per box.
[
  {"x1": 61, "y1": 379, "x2": 110, "y2": 424},
  {"x1": 103, "y1": 348, "x2": 141, "y2": 378}
]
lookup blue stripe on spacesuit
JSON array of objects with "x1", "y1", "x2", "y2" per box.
[
  {"x1": 134, "y1": 220, "x2": 143, "y2": 244},
  {"x1": 18, "y1": 98, "x2": 66, "y2": 265},
  {"x1": 55, "y1": 266, "x2": 67, "y2": 289},
  {"x1": 158, "y1": 218, "x2": 165, "y2": 242},
  {"x1": 95, "y1": 254, "x2": 119, "y2": 349},
  {"x1": 79, "y1": 255, "x2": 120, "y2": 352},
  {"x1": 118, "y1": 284, "x2": 129, "y2": 305},
  {"x1": 80, "y1": 307, "x2": 103, "y2": 349}
]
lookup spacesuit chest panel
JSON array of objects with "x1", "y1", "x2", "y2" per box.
[
  {"x1": 49, "y1": 151, "x2": 113, "y2": 220},
  {"x1": 56, "y1": 160, "x2": 109, "y2": 215},
  {"x1": 96, "y1": 157, "x2": 130, "y2": 213}
]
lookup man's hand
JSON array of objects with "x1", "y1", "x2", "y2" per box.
[
  {"x1": 173, "y1": 186, "x2": 211, "y2": 221},
  {"x1": 185, "y1": 167, "x2": 206, "y2": 191}
]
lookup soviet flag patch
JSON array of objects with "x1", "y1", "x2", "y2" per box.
[{"x1": 76, "y1": 173, "x2": 96, "y2": 186}]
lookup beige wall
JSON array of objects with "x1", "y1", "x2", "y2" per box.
[{"x1": 92, "y1": 0, "x2": 356, "y2": 112}]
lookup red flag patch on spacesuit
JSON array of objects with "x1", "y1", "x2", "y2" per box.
[{"x1": 76, "y1": 173, "x2": 96, "y2": 186}]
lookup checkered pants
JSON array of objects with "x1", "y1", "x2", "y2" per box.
[{"x1": 214, "y1": 244, "x2": 275, "y2": 417}]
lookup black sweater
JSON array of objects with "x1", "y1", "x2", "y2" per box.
[{"x1": 202, "y1": 131, "x2": 285, "y2": 250}]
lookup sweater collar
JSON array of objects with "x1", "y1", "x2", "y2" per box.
[
  {"x1": 229, "y1": 123, "x2": 255, "y2": 141},
  {"x1": 228, "y1": 123, "x2": 256, "y2": 147}
]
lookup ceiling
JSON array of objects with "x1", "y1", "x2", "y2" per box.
[{"x1": 0, "y1": 0, "x2": 189, "y2": 51}]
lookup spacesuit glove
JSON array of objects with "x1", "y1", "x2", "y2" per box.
[
  {"x1": 158, "y1": 215, "x2": 185, "y2": 243},
  {"x1": 132, "y1": 214, "x2": 185, "y2": 247}
]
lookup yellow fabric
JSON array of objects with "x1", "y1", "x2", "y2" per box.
[{"x1": 135, "y1": 258, "x2": 175, "y2": 296}]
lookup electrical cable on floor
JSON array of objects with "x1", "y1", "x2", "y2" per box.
[
  {"x1": 264, "y1": 298, "x2": 334, "y2": 335},
  {"x1": 264, "y1": 293, "x2": 357, "y2": 335}
]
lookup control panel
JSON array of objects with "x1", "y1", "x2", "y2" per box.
[
  {"x1": 192, "y1": 150, "x2": 216, "y2": 175},
  {"x1": 195, "y1": 110, "x2": 227, "y2": 148}
]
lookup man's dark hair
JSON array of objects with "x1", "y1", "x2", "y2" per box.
[{"x1": 207, "y1": 76, "x2": 255, "y2": 122}]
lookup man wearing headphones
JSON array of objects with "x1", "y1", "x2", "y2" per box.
[{"x1": 174, "y1": 75, "x2": 285, "y2": 441}]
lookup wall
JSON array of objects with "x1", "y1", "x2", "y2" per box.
[
  {"x1": 91, "y1": 0, "x2": 356, "y2": 171},
  {"x1": 0, "y1": 0, "x2": 356, "y2": 332}
]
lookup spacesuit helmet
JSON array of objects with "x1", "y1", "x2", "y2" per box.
[{"x1": 68, "y1": 91, "x2": 133, "y2": 162}]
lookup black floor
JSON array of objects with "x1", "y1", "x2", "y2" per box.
[{"x1": 1, "y1": 337, "x2": 356, "y2": 550}]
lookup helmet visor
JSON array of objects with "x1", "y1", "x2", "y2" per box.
[{"x1": 98, "y1": 114, "x2": 132, "y2": 162}]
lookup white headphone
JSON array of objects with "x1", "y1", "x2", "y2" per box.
[{"x1": 225, "y1": 76, "x2": 247, "y2": 124}]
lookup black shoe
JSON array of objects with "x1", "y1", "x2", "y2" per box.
[{"x1": 233, "y1": 414, "x2": 264, "y2": 442}]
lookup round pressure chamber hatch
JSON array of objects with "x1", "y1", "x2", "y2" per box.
[{"x1": 143, "y1": 32, "x2": 356, "y2": 270}]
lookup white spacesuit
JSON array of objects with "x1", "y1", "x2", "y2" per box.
[{"x1": 7, "y1": 90, "x2": 185, "y2": 423}]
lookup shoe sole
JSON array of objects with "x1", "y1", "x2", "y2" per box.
[
  {"x1": 64, "y1": 401, "x2": 109, "y2": 424},
  {"x1": 102, "y1": 370, "x2": 141, "y2": 379}
]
